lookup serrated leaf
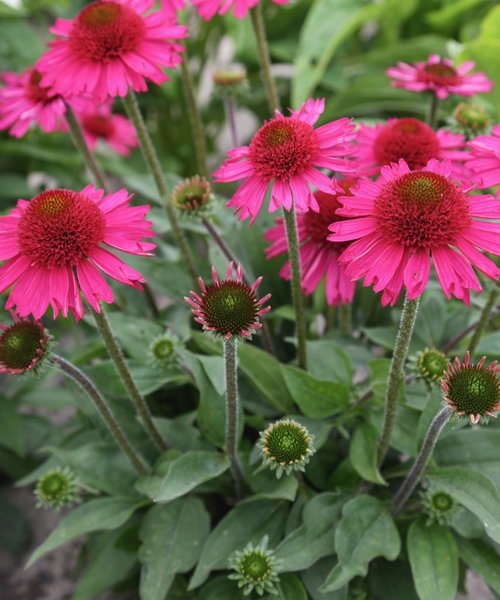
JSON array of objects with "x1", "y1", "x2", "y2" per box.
[
  {"x1": 407, "y1": 521, "x2": 458, "y2": 600},
  {"x1": 139, "y1": 497, "x2": 210, "y2": 600},
  {"x1": 349, "y1": 422, "x2": 386, "y2": 485}
]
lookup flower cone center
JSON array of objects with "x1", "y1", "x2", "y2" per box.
[
  {"x1": 0, "y1": 322, "x2": 45, "y2": 371},
  {"x1": 374, "y1": 172, "x2": 470, "y2": 248},
  {"x1": 249, "y1": 118, "x2": 318, "y2": 180},
  {"x1": 432, "y1": 492, "x2": 454, "y2": 512},
  {"x1": 447, "y1": 367, "x2": 500, "y2": 416},
  {"x1": 420, "y1": 63, "x2": 459, "y2": 85},
  {"x1": 266, "y1": 424, "x2": 309, "y2": 464},
  {"x1": 18, "y1": 189, "x2": 106, "y2": 268},
  {"x1": 26, "y1": 69, "x2": 50, "y2": 103},
  {"x1": 82, "y1": 114, "x2": 114, "y2": 139},
  {"x1": 241, "y1": 554, "x2": 270, "y2": 580},
  {"x1": 303, "y1": 189, "x2": 350, "y2": 249},
  {"x1": 454, "y1": 103, "x2": 490, "y2": 132},
  {"x1": 70, "y1": 1, "x2": 145, "y2": 62},
  {"x1": 201, "y1": 281, "x2": 258, "y2": 336},
  {"x1": 373, "y1": 118, "x2": 440, "y2": 170}
]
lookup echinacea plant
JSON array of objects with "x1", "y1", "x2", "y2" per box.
[{"x1": 2, "y1": 2, "x2": 500, "y2": 600}]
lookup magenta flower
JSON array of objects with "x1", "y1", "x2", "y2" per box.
[
  {"x1": 76, "y1": 102, "x2": 139, "y2": 156},
  {"x1": 36, "y1": 0, "x2": 187, "y2": 101},
  {"x1": 161, "y1": 0, "x2": 185, "y2": 18},
  {"x1": 265, "y1": 189, "x2": 355, "y2": 306},
  {"x1": 184, "y1": 262, "x2": 271, "y2": 339},
  {"x1": 0, "y1": 68, "x2": 66, "y2": 138},
  {"x1": 328, "y1": 159, "x2": 500, "y2": 306},
  {"x1": 192, "y1": 0, "x2": 288, "y2": 20},
  {"x1": 213, "y1": 98, "x2": 356, "y2": 223},
  {"x1": 355, "y1": 118, "x2": 469, "y2": 178},
  {"x1": 466, "y1": 125, "x2": 500, "y2": 188},
  {"x1": 387, "y1": 55, "x2": 493, "y2": 100},
  {"x1": 0, "y1": 185, "x2": 155, "y2": 320}
]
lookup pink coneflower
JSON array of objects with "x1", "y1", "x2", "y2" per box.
[
  {"x1": 0, "y1": 315, "x2": 49, "y2": 374},
  {"x1": 466, "y1": 125, "x2": 500, "y2": 188},
  {"x1": 76, "y1": 102, "x2": 138, "y2": 156},
  {"x1": 161, "y1": 0, "x2": 185, "y2": 18},
  {"x1": 387, "y1": 55, "x2": 493, "y2": 100},
  {"x1": 265, "y1": 188, "x2": 355, "y2": 306},
  {"x1": 328, "y1": 159, "x2": 500, "y2": 306},
  {"x1": 355, "y1": 118, "x2": 468, "y2": 178},
  {"x1": 213, "y1": 98, "x2": 356, "y2": 223},
  {"x1": 184, "y1": 262, "x2": 271, "y2": 339},
  {"x1": 0, "y1": 68, "x2": 66, "y2": 137},
  {"x1": 192, "y1": 0, "x2": 288, "y2": 20},
  {"x1": 0, "y1": 185, "x2": 155, "y2": 320},
  {"x1": 36, "y1": 0, "x2": 187, "y2": 101},
  {"x1": 442, "y1": 352, "x2": 500, "y2": 424}
]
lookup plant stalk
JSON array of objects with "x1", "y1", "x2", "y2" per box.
[
  {"x1": 93, "y1": 306, "x2": 168, "y2": 451},
  {"x1": 283, "y1": 205, "x2": 308, "y2": 370},
  {"x1": 50, "y1": 353, "x2": 147, "y2": 475},
  {"x1": 223, "y1": 96, "x2": 239, "y2": 147},
  {"x1": 122, "y1": 89, "x2": 198, "y2": 284},
  {"x1": 427, "y1": 93, "x2": 439, "y2": 129},
  {"x1": 391, "y1": 407, "x2": 451, "y2": 513},
  {"x1": 377, "y1": 296, "x2": 419, "y2": 465}
]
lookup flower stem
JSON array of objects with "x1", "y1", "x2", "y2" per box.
[
  {"x1": 468, "y1": 287, "x2": 498, "y2": 355},
  {"x1": 283, "y1": 205, "x2": 308, "y2": 370},
  {"x1": 223, "y1": 96, "x2": 239, "y2": 147},
  {"x1": 49, "y1": 353, "x2": 147, "y2": 475},
  {"x1": 180, "y1": 56, "x2": 208, "y2": 178},
  {"x1": 93, "y1": 306, "x2": 168, "y2": 451},
  {"x1": 377, "y1": 295, "x2": 419, "y2": 465},
  {"x1": 122, "y1": 90, "x2": 198, "y2": 284},
  {"x1": 65, "y1": 105, "x2": 107, "y2": 190},
  {"x1": 391, "y1": 407, "x2": 450, "y2": 513},
  {"x1": 224, "y1": 338, "x2": 245, "y2": 499},
  {"x1": 250, "y1": 4, "x2": 281, "y2": 113},
  {"x1": 427, "y1": 94, "x2": 439, "y2": 129},
  {"x1": 339, "y1": 303, "x2": 352, "y2": 336}
]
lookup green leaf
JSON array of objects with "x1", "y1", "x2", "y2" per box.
[
  {"x1": 407, "y1": 521, "x2": 458, "y2": 600},
  {"x1": 282, "y1": 366, "x2": 349, "y2": 419},
  {"x1": 263, "y1": 573, "x2": 308, "y2": 600},
  {"x1": 475, "y1": 330, "x2": 500, "y2": 360},
  {"x1": 427, "y1": 467, "x2": 500, "y2": 544},
  {"x1": 136, "y1": 451, "x2": 230, "y2": 503},
  {"x1": 427, "y1": 0, "x2": 491, "y2": 29},
  {"x1": 0, "y1": 396, "x2": 22, "y2": 455},
  {"x1": 27, "y1": 497, "x2": 143, "y2": 568},
  {"x1": 198, "y1": 576, "x2": 239, "y2": 599},
  {"x1": 275, "y1": 493, "x2": 341, "y2": 571},
  {"x1": 189, "y1": 499, "x2": 288, "y2": 589},
  {"x1": 456, "y1": 537, "x2": 500, "y2": 595},
  {"x1": 349, "y1": 422, "x2": 386, "y2": 485},
  {"x1": 321, "y1": 496, "x2": 401, "y2": 592},
  {"x1": 105, "y1": 313, "x2": 163, "y2": 360},
  {"x1": 305, "y1": 340, "x2": 353, "y2": 385},
  {"x1": 0, "y1": 492, "x2": 31, "y2": 557},
  {"x1": 139, "y1": 497, "x2": 210, "y2": 600}
]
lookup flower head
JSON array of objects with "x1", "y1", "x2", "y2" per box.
[
  {"x1": 415, "y1": 348, "x2": 448, "y2": 385},
  {"x1": 184, "y1": 262, "x2": 270, "y2": 339},
  {"x1": 328, "y1": 159, "x2": 500, "y2": 306},
  {"x1": 466, "y1": 125, "x2": 500, "y2": 188},
  {"x1": 265, "y1": 187, "x2": 356, "y2": 305},
  {"x1": 213, "y1": 98, "x2": 356, "y2": 223},
  {"x1": 258, "y1": 418, "x2": 315, "y2": 478},
  {"x1": 450, "y1": 102, "x2": 492, "y2": 138},
  {"x1": 228, "y1": 536, "x2": 282, "y2": 596},
  {"x1": 172, "y1": 175, "x2": 212, "y2": 216},
  {"x1": 193, "y1": 0, "x2": 288, "y2": 20},
  {"x1": 0, "y1": 315, "x2": 49, "y2": 374},
  {"x1": 149, "y1": 331, "x2": 180, "y2": 369},
  {"x1": 442, "y1": 351, "x2": 500, "y2": 424},
  {"x1": 76, "y1": 102, "x2": 138, "y2": 156},
  {"x1": 387, "y1": 55, "x2": 493, "y2": 100},
  {"x1": 0, "y1": 185, "x2": 155, "y2": 320},
  {"x1": 0, "y1": 68, "x2": 66, "y2": 138},
  {"x1": 420, "y1": 485, "x2": 458, "y2": 526},
  {"x1": 355, "y1": 118, "x2": 468, "y2": 178},
  {"x1": 36, "y1": 0, "x2": 187, "y2": 101},
  {"x1": 35, "y1": 467, "x2": 81, "y2": 510}
]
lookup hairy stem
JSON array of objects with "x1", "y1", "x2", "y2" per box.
[
  {"x1": 50, "y1": 353, "x2": 147, "y2": 475},
  {"x1": 122, "y1": 90, "x2": 197, "y2": 283},
  {"x1": 283, "y1": 206, "x2": 308, "y2": 370},
  {"x1": 93, "y1": 307, "x2": 168, "y2": 451},
  {"x1": 391, "y1": 407, "x2": 450, "y2": 512},
  {"x1": 223, "y1": 96, "x2": 239, "y2": 147},
  {"x1": 377, "y1": 296, "x2": 419, "y2": 465},
  {"x1": 427, "y1": 93, "x2": 439, "y2": 129}
]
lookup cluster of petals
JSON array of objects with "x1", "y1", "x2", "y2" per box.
[
  {"x1": 213, "y1": 98, "x2": 357, "y2": 223},
  {"x1": 354, "y1": 118, "x2": 469, "y2": 178},
  {"x1": 387, "y1": 54, "x2": 493, "y2": 99},
  {"x1": 466, "y1": 125, "x2": 500, "y2": 188},
  {"x1": 0, "y1": 185, "x2": 155, "y2": 320},
  {"x1": 76, "y1": 101, "x2": 139, "y2": 156},
  {"x1": 328, "y1": 158, "x2": 500, "y2": 306},
  {"x1": 36, "y1": 0, "x2": 188, "y2": 101},
  {"x1": 192, "y1": 0, "x2": 288, "y2": 20},
  {"x1": 0, "y1": 68, "x2": 66, "y2": 137},
  {"x1": 265, "y1": 189, "x2": 355, "y2": 306}
]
